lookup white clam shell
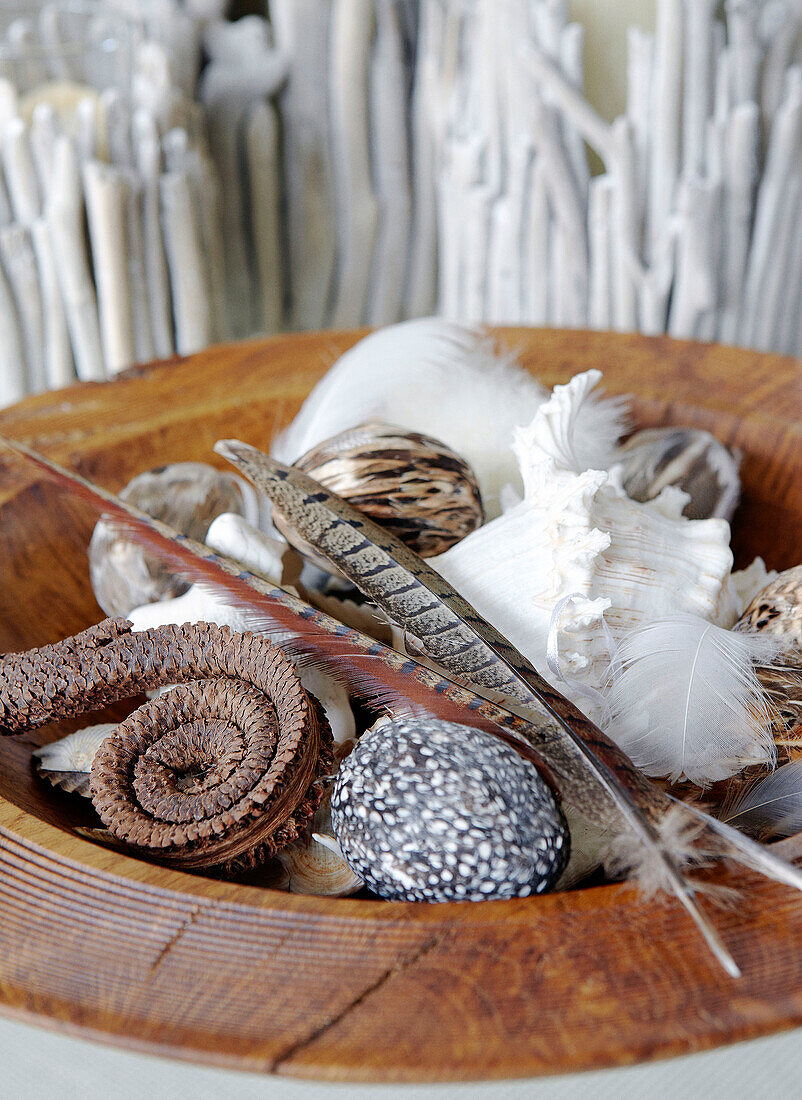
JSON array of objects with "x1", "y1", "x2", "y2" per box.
[
  {"x1": 33, "y1": 723, "x2": 116, "y2": 795},
  {"x1": 276, "y1": 795, "x2": 364, "y2": 896}
]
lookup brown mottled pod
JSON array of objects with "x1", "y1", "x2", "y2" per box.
[
  {"x1": 274, "y1": 421, "x2": 484, "y2": 570},
  {"x1": 615, "y1": 427, "x2": 741, "y2": 521},
  {"x1": 736, "y1": 565, "x2": 802, "y2": 659},
  {"x1": 89, "y1": 462, "x2": 258, "y2": 617}
]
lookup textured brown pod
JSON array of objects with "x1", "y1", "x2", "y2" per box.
[
  {"x1": 89, "y1": 461, "x2": 255, "y2": 617},
  {"x1": 735, "y1": 565, "x2": 802, "y2": 658},
  {"x1": 615, "y1": 427, "x2": 741, "y2": 521},
  {"x1": 274, "y1": 421, "x2": 484, "y2": 567},
  {"x1": 1, "y1": 619, "x2": 333, "y2": 874}
]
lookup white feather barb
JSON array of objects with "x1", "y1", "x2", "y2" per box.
[
  {"x1": 724, "y1": 761, "x2": 802, "y2": 840},
  {"x1": 603, "y1": 615, "x2": 781, "y2": 786}
]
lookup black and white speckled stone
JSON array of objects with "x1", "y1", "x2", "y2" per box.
[{"x1": 330, "y1": 717, "x2": 569, "y2": 902}]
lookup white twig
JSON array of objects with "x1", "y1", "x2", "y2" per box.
[
  {"x1": 133, "y1": 110, "x2": 174, "y2": 359},
  {"x1": 720, "y1": 102, "x2": 760, "y2": 345},
  {"x1": 30, "y1": 217, "x2": 74, "y2": 389},
  {"x1": 668, "y1": 176, "x2": 721, "y2": 339},
  {"x1": 589, "y1": 174, "x2": 614, "y2": 330},
  {"x1": 83, "y1": 161, "x2": 135, "y2": 375},
  {"x1": 0, "y1": 260, "x2": 26, "y2": 406},
  {"x1": 245, "y1": 101, "x2": 283, "y2": 335},
  {"x1": 46, "y1": 137, "x2": 104, "y2": 382},
  {"x1": 0, "y1": 224, "x2": 45, "y2": 393},
  {"x1": 160, "y1": 170, "x2": 212, "y2": 355},
  {"x1": 683, "y1": 0, "x2": 716, "y2": 177},
  {"x1": 2, "y1": 118, "x2": 41, "y2": 226},
  {"x1": 648, "y1": 0, "x2": 683, "y2": 263},
  {"x1": 329, "y1": 0, "x2": 380, "y2": 328},
  {"x1": 366, "y1": 0, "x2": 412, "y2": 325},
  {"x1": 522, "y1": 156, "x2": 550, "y2": 324}
]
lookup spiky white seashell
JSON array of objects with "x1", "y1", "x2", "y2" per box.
[
  {"x1": 34, "y1": 723, "x2": 116, "y2": 795},
  {"x1": 272, "y1": 318, "x2": 629, "y2": 519},
  {"x1": 431, "y1": 370, "x2": 738, "y2": 706}
]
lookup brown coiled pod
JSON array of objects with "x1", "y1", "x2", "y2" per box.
[{"x1": 1, "y1": 620, "x2": 332, "y2": 874}]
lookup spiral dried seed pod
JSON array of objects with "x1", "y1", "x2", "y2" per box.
[
  {"x1": 1, "y1": 620, "x2": 332, "y2": 873},
  {"x1": 274, "y1": 421, "x2": 484, "y2": 565}
]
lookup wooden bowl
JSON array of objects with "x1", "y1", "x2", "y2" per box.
[{"x1": 0, "y1": 329, "x2": 801, "y2": 1083}]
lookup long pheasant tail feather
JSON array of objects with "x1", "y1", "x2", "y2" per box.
[{"x1": 0, "y1": 436, "x2": 567, "y2": 777}]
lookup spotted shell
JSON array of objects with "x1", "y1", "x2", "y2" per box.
[
  {"x1": 330, "y1": 716, "x2": 569, "y2": 903},
  {"x1": 274, "y1": 421, "x2": 484, "y2": 569},
  {"x1": 735, "y1": 565, "x2": 802, "y2": 658}
]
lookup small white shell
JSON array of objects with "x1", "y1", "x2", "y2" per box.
[
  {"x1": 276, "y1": 794, "x2": 364, "y2": 896},
  {"x1": 33, "y1": 723, "x2": 116, "y2": 795}
]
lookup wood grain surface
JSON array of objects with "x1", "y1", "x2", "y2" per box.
[{"x1": 0, "y1": 328, "x2": 800, "y2": 1082}]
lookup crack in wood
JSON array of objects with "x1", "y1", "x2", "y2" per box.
[
  {"x1": 146, "y1": 904, "x2": 204, "y2": 975},
  {"x1": 271, "y1": 923, "x2": 457, "y2": 1070}
]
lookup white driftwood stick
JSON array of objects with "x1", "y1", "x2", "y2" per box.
[
  {"x1": 46, "y1": 138, "x2": 104, "y2": 382},
  {"x1": 99, "y1": 89, "x2": 133, "y2": 171},
  {"x1": 30, "y1": 217, "x2": 74, "y2": 389},
  {"x1": 668, "y1": 177, "x2": 721, "y2": 339},
  {"x1": 682, "y1": 0, "x2": 716, "y2": 177},
  {"x1": 0, "y1": 225, "x2": 45, "y2": 393},
  {"x1": 75, "y1": 96, "x2": 99, "y2": 164},
  {"x1": 329, "y1": 0, "x2": 380, "y2": 328},
  {"x1": 610, "y1": 117, "x2": 640, "y2": 332},
  {"x1": 245, "y1": 101, "x2": 284, "y2": 335},
  {"x1": 760, "y1": 5, "x2": 799, "y2": 126},
  {"x1": 648, "y1": 0, "x2": 683, "y2": 264},
  {"x1": 160, "y1": 170, "x2": 212, "y2": 355},
  {"x1": 2, "y1": 118, "x2": 41, "y2": 226},
  {"x1": 588, "y1": 174, "x2": 614, "y2": 330},
  {"x1": 0, "y1": 80, "x2": 18, "y2": 134},
  {"x1": 463, "y1": 184, "x2": 494, "y2": 324},
  {"x1": 83, "y1": 161, "x2": 135, "y2": 376},
  {"x1": 0, "y1": 260, "x2": 26, "y2": 406},
  {"x1": 559, "y1": 22, "x2": 590, "y2": 204},
  {"x1": 522, "y1": 156, "x2": 551, "y2": 324},
  {"x1": 776, "y1": 184, "x2": 802, "y2": 354},
  {"x1": 367, "y1": 0, "x2": 412, "y2": 326},
  {"x1": 29, "y1": 104, "x2": 60, "y2": 196},
  {"x1": 271, "y1": 0, "x2": 336, "y2": 331},
  {"x1": 405, "y1": 0, "x2": 446, "y2": 318},
  {"x1": 726, "y1": 0, "x2": 762, "y2": 107},
  {"x1": 487, "y1": 136, "x2": 531, "y2": 324},
  {"x1": 132, "y1": 110, "x2": 174, "y2": 359},
  {"x1": 626, "y1": 27, "x2": 654, "y2": 210},
  {"x1": 194, "y1": 154, "x2": 229, "y2": 345},
  {"x1": 739, "y1": 84, "x2": 802, "y2": 348},
  {"x1": 720, "y1": 102, "x2": 760, "y2": 346},
  {"x1": 752, "y1": 176, "x2": 800, "y2": 351},
  {"x1": 123, "y1": 170, "x2": 155, "y2": 365}
]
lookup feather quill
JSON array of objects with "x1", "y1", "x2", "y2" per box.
[
  {"x1": 604, "y1": 616, "x2": 781, "y2": 785},
  {"x1": 724, "y1": 761, "x2": 802, "y2": 840},
  {"x1": 6, "y1": 435, "x2": 802, "y2": 977},
  {"x1": 215, "y1": 439, "x2": 802, "y2": 976}
]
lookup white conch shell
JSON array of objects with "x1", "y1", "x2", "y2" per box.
[
  {"x1": 274, "y1": 318, "x2": 619, "y2": 520},
  {"x1": 431, "y1": 370, "x2": 737, "y2": 705},
  {"x1": 34, "y1": 723, "x2": 116, "y2": 795},
  {"x1": 128, "y1": 513, "x2": 356, "y2": 744}
]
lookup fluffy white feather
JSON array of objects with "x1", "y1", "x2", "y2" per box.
[
  {"x1": 272, "y1": 318, "x2": 548, "y2": 517},
  {"x1": 603, "y1": 615, "x2": 781, "y2": 785},
  {"x1": 724, "y1": 761, "x2": 802, "y2": 840}
]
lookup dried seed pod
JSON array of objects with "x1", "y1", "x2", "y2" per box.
[
  {"x1": 2, "y1": 619, "x2": 333, "y2": 875},
  {"x1": 273, "y1": 421, "x2": 484, "y2": 570},
  {"x1": 330, "y1": 716, "x2": 569, "y2": 903},
  {"x1": 615, "y1": 427, "x2": 741, "y2": 521},
  {"x1": 89, "y1": 462, "x2": 259, "y2": 617},
  {"x1": 33, "y1": 723, "x2": 115, "y2": 796},
  {"x1": 735, "y1": 566, "x2": 802, "y2": 658}
]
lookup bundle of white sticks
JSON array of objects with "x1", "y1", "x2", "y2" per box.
[
  {"x1": 0, "y1": 0, "x2": 286, "y2": 407},
  {"x1": 1, "y1": 0, "x2": 800, "y2": 410}
]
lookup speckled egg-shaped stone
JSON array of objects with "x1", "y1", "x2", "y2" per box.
[{"x1": 330, "y1": 717, "x2": 569, "y2": 902}]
